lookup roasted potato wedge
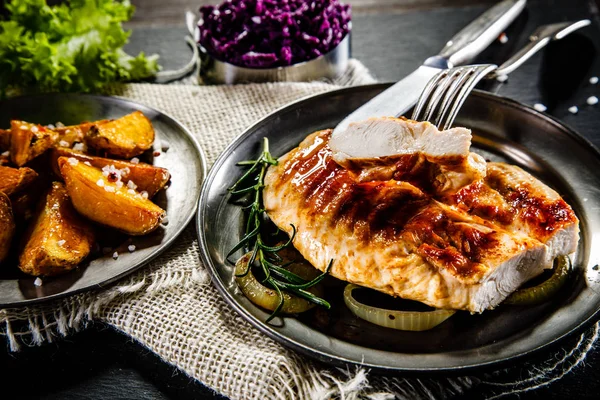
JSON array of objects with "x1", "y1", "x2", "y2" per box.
[
  {"x1": 18, "y1": 182, "x2": 95, "y2": 276},
  {"x1": 58, "y1": 157, "x2": 166, "y2": 235},
  {"x1": 85, "y1": 111, "x2": 154, "y2": 158},
  {"x1": 10, "y1": 121, "x2": 58, "y2": 166},
  {"x1": 0, "y1": 165, "x2": 38, "y2": 196},
  {"x1": 0, "y1": 192, "x2": 16, "y2": 263},
  {"x1": 54, "y1": 120, "x2": 109, "y2": 147},
  {"x1": 50, "y1": 147, "x2": 170, "y2": 198},
  {"x1": 0, "y1": 128, "x2": 10, "y2": 151}
]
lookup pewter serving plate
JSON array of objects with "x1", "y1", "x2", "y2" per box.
[
  {"x1": 0, "y1": 93, "x2": 206, "y2": 307},
  {"x1": 198, "y1": 84, "x2": 600, "y2": 372}
]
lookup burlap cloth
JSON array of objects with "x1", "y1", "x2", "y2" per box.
[{"x1": 1, "y1": 59, "x2": 598, "y2": 399}]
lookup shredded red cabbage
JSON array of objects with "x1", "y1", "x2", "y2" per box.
[{"x1": 198, "y1": 0, "x2": 351, "y2": 68}]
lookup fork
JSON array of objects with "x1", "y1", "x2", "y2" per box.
[{"x1": 412, "y1": 19, "x2": 590, "y2": 130}]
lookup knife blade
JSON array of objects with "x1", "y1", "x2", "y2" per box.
[{"x1": 332, "y1": 0, "x2": 527, "y2": 136}]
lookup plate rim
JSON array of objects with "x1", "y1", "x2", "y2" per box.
[
  {"x1": 196, "y1": 83, "x2": 600, "y2": 373},
  {"x1": 0, "y1": 92, "x2": 208, "y2": 307}
]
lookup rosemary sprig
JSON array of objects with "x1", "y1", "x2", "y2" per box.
[{"x1": 227, "y1": 137, "x2": 331, "y2": 322}]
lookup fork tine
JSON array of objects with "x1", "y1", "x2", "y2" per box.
[
  {"x1": 411, "y1": 70, "x2": 449, "y2": 121},
  {"x1": 432, "y1": 67, "x2": 474, "y2": 127},
  {"x1": 422, "y1": 69, "x2": 464, "y2": 123},
  {"x1": 441, "y1": 64, "x2": 497, "y2": 130}
]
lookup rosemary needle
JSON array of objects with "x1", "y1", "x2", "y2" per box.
[{"x1": 227, "y1": 137, "x2": 331, "y2": 322}]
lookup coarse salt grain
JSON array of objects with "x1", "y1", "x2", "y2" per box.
[
  {"x1": 56, "y1": 122, "x2": 65, "y2": 128},
  {"x1": 47, "y1": 124, "x2": 55, "y2": 130},
  {"x1": 96, "y1": 179, "x2": 105, "y2": 187},
  {"x1": 31, "y1": 126, "x2": 39, "y2": 133},
  {"x1": 130, "y1": 157, "x2": 140, "y2": 164},
  {"x1": 20, "y1": 125, "x2": 28, "y2": 130},
  {"x1": 160, "y1": 140, "x2": 170, "y2": 151},
  {"x1": 128, "y1": 245, "x2": 136, "y2": 252},
  {"x1": 1, "y1": 151, "x2": 9, "y2": 157},
  {"x1": 112, "y1": 251, "x2": 119, "y2": 260},
  {"x1": 84, "y1": 161, "x2": 92, "y2": 166},
  {"x1": 127, "y1": 180, "x2": 137, "y2": 190},
  {"x1": 103, "y1": 165, "x2": 121, "y2": 180},
  {"x1": 590, "y1": 76, "x2": 599, "y2": 85},
  {"x1": 533, "y1": 103, "x2": 547, "y2": 112},
  {"x1": 498, "y1": 33, "x2": 508, "y2": 44},
  {"x1": 568, "y1": 106, "x2": 579, "y2": 114},
  {"x1": 73, "y1": 143, "x2": 85, "y2": 151},
  {"x1": 496, "y1": 74, "x2": 508, "y2": 83},
  {"x1": 59, "y1": 140, "x2": 70, "y2": 147},
  {"x1": 587, "y1": 96, "x2": 598, "y2": 105},
  {"x1": 67, "y1": 157, "x2": 79, "y2": 166},
  {"x1": 161, "y1": 214, "x2": 169, "y2": 225},
  {"x1": 34, "y1": 277, "x2": 43, "y2": 287},
  {"x1": 57, "y1": 239, "x2": 66, "y2": 246},
  {"x1": 140, "y1": 191, "x2": 148, "y2": 199},
  {"x1": 104, "y1": 185, "x2": 115, "y2": 193},
  {"x1": 128, "y1": 188, "x2": 136, "y2": 195},
  {"x1": 116, "y1": 180, "x2": 124, "y2": 188}
]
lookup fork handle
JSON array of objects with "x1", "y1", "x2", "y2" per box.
[
  {"x1": 435, "y1": 0, "x2": 526, "y2": 68},
  {"x1": 491, "y1": 19, "x2": 591, "y2": 77}
]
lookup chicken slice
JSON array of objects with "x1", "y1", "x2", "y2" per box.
[{"x1": 329, "y1": 117, "x2": 486, "y2": 194}]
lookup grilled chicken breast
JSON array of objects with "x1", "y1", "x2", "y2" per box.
[{"x1": 263, "y1": 123, "x2": 579, "y2": 312}]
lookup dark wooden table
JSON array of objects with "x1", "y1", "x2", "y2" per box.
[{"x1": 2, "y1": 1, "x2": 600, "y2": 399}]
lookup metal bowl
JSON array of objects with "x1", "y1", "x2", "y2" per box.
[{"x1": 198, "y1": 34, "x2": 351, "y2": 84}]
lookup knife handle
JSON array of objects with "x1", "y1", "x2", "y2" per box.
[{"x1": 433, "y1": 0, "x2": 527, "y2": 68}]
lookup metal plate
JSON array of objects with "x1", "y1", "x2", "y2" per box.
[
  {"x1": 0, "y1": 93, "x2": 206, "y2": 307},
  {"x1": 197, "y1": 84, "x2": 600, "y2": 372}
]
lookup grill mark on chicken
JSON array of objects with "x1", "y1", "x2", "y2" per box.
[
  {"x1": 450, "y1": 163, "x2": 578, "y2": 243},
  {"x1": 406, "y1": 206, "x2": 499, "y2": 262},
  {"x1": 451, "y1": 181, "x2": 516, "y2": 225},
  {"x1": 497, "y1": 187, "x2": 575, "y2": 236}
]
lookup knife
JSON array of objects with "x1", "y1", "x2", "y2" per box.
[{"x1": 332, "y1": 0, "x2": 527, "y2": 136}]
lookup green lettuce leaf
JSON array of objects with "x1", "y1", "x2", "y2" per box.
[{"x1": 0, "y1": 0, "x2": 160, "y2": 95}]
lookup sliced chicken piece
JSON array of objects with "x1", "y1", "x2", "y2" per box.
[
  {"x1": 449, "y1": 162, "x2": 579, "y2": 266},
  {"x1": 264, "y1": 130, "x2": 547, "y2": 312},
  {"x1": 330, "y1": 117, "x2": 472, "y2": 159},
  {"x1": 329, "y1": 117, "x2": 486, "y2": 194}
]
